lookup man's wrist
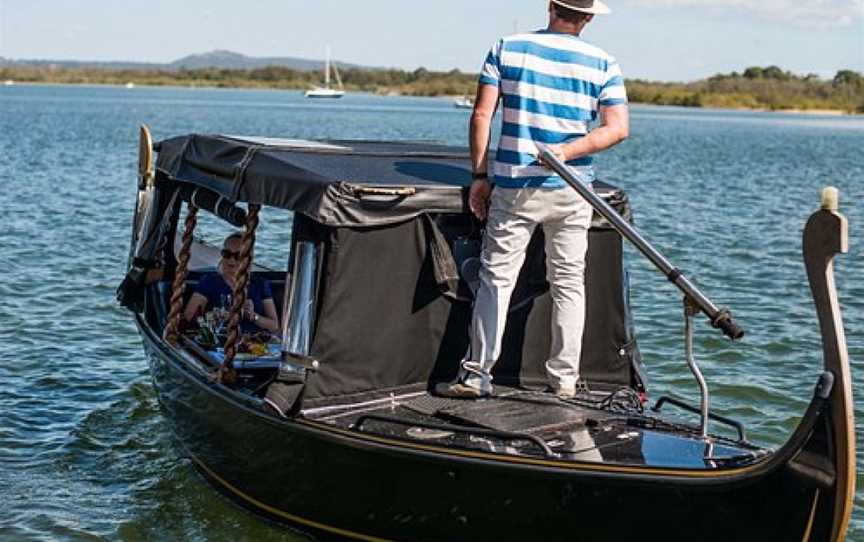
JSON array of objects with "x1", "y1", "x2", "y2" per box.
[{"x1": 472, "y1": 172, "x2": 489, "y2": 181}]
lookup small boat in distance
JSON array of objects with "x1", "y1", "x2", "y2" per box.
[
  {"x1": 125, "y1": 82, "x2": 136, "y2": 89},
  {"x1": 3, "y1": 80, "x2": 14, "y2": 86},
  {"x1": 305, "y1": 46, "x2": 345, "y2": 99},
  {"x1": 454, "y1": 95, "x2": 474, "y2": 109}
]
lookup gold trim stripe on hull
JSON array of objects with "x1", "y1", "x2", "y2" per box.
[
  {"x1": 191, "y1": 453, "x2": 396, "y2": 542},
  {"x1": 801, "y1": 489, "x2": 820, "y2": 542}
]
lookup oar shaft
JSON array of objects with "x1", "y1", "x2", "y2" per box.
[{"x1": 540, "y1": 150, "x2": 743, "y2": 340}]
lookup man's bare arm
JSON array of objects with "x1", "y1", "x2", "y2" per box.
[
  {"x1": 469, "y1": 84, "x2": 501, "y2": 175},
  {"x1": 467, "y1": 83, "x2": 501, "y2": 219},
  {"x1": 557, "y1": 104, "x2": 629, "y2": 161}
]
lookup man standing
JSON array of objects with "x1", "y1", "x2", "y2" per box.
[{"x1": 438, "y1": 0, "x2": 629, "y2": 398}]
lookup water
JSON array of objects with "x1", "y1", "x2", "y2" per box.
[{"x1": 0, "y1": 85, "x2": 861, "y2": 540}]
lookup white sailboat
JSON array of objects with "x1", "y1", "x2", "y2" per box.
[
  {"x1": 453, "y1": 96, "x2": 474, "y2": 109},
  {"x1": 305, "y1": 47, "x2": 345, "y2": 99}
]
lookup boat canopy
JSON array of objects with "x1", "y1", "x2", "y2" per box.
[
  {"x1": 154, "y1": 134, "x2": 632, "y2": 228},
  {"x1": 156, "y1": 135, "x2": 473, "y2": 227},
  {"x1": 132, "y1": 133, "x2": 644, "y2": 399}
]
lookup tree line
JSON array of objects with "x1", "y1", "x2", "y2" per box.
[
  {"x1": 628, "y1": 67, "x2": 864, "y2": 113},
  {"x1": 1, "y1": 64, "x2": 861, "y2": 113}
]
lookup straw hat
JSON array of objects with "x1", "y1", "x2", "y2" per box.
[{"x1": 550, "y1": 0, "x2": 611, "y2": 15}]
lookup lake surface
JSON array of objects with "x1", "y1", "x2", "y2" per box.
[{"x1": 0, "y1": 85, "x2": 862, "y2": 541}]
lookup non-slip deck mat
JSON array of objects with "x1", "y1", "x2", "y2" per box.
[
  {"x1": 400, "y1": 385, "x2": 529, "y2": 416},
  {"x1": 402, "y1": 394, "x2": 466, "y2": 416},
  {"x1": 437, "y1": 396, "x2": 587, "y2": 435},
  {"x1": 402, "y1": 389, "x2": 588, "y2": 435}
]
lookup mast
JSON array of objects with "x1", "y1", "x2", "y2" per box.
[
  {"x1": 324, "y1": 46, "x2": 331, "y2": 88},
  {"x1": 333, "y1": 57, "x2": 343, "y2": 90}
]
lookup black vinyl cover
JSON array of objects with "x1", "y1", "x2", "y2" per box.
[
  {"x1": 153, "y1": 134, "x2": 641, "y2": 397},
  {"x1": 303, "y1": 212, "x2": 642, "y2": 400},
  {"x1": 154, "y1": 134, "x2": 632, "y2": 228},
  {"x1": 155, "y1": 135, "x2": 471, "y2": 227}
]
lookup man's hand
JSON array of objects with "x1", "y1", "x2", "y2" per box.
[
  {"x1": 538, "y1": 144, "x2": 567, "y2": 168},
  {"x1": 540, "y1": 105, "x2": 629, "y2": 165},
  {"x1": 469, "y1": 179, "x2": 492, "y2": 221}
]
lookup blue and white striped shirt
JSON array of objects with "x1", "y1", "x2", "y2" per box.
[{"x1": 480, "y1": 30, "x2": 628, "y2": 189}]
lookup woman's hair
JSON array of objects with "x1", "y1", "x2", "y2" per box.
[{"x1": 553, "y1": 3, "x2": 592, "y2": 24}]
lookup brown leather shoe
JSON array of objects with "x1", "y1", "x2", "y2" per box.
[{"x1": 434, "y1": 381, "x2": 490, "y2": 399}]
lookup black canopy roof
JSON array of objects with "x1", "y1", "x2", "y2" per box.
[
  {"x1": 155, "y1": 134, "x2": 631, "y2": 228},
  {"x1": 155, "y1": 135, "x2": 473, "y2": 227}
]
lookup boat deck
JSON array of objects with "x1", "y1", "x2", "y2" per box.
[
  {"x1": 173, "y1": 338, "x2": 768, "y2": 471},
  {"x1": 302, "y1": 386, "x2": 768, "y2": 469}
]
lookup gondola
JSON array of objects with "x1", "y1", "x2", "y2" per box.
[{"x1": 118, "y1": 125, "x2": 855, "y2": 542}]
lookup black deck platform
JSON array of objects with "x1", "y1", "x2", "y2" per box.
[
  {"x1": 303, "y1": 387, "x2": 764, "y2": 468},
  {"x1": 402, "y1": 391, "x2": 588, "y2": 435}
]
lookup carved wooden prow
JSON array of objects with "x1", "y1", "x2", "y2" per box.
[
  {"x1": 802, "y1": 186, "x2": 853, "y2": 542},
  {"x1": 138, "y1": 124, "x2": 154, "y2": 189}
]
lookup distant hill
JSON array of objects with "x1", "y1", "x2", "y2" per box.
[
  {"x1": 168, "y1": 50, "x2": 365, "y2": 71},
  {"x1": 0, "y1": 50, "x2": 368, "y2": 72}
]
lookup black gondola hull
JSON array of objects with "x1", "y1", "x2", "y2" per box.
[{"x1": 142, "y1": 321, "x2": 831, "y2": 542}]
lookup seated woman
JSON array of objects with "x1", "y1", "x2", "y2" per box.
[{"x1": 183, "y1": 233, "x2": 280, "y2": 335}]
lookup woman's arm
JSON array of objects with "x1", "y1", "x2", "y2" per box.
[{"x1": 245, "y1": 298, "x2": 281, "y2": 334}]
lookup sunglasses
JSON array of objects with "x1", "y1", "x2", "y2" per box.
[{"x1": 221, "y1": 249, "x2": 242, "y2": 261}]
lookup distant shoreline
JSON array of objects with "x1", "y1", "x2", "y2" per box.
[
  {"x1": 0, "y1": 76, "x2": 864, "y2": 117},
  {"x1": 627, "y1": 102, "x2": 861, "y2": 117}
]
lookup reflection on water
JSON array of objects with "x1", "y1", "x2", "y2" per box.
[{"x1": 0, "y1": 85, "x2": 862, "y2": 540}]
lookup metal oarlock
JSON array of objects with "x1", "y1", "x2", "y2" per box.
[{"x1": 684, "y1": 296, "x2": 711, "y2": 441}]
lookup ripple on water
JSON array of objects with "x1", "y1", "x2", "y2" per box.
[{"x1": 1, "y1": 87, "x2": 862, "y2": 540}]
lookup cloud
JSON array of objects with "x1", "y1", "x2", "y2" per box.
[{"x1": 622, "y1": 0, "x2": 864, "y2": 27}]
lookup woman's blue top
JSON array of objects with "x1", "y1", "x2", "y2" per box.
[{"x1": 193, "y1": 274, "x2": 273, "y2": 333}]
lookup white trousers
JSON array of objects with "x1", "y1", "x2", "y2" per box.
[{"x1": 461, "y1": 184, "x2": 593, "y2": 393}]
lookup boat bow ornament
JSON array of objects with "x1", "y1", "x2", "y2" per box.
[{"x1": 803, "y1": 187, "x2": 854, "y2": 541}]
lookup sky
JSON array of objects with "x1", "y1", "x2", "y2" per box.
[{"x1": 0, "y1": 0, "x2": 861, "y2": 81}]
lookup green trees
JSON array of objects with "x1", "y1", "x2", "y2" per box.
[
  {"x1": 631, "y1": 68, "x2": 863, "y2": 113},
  {"x1": 743, "y1": 65, "x2": 793, "y2": 81},
  {"x1": 831, "y1": 70, "x2": 864, "y2": 112},
  {"x1": 833, "y1": 70, "x2": 863, "y2": 88}
]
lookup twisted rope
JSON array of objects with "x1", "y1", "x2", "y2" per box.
[
  {"x1": 164, "y1": 203, "x2": 199, "y2": 345},
  {"x1": 219, "y1": 203, "x2": 261, "y2": 384}
]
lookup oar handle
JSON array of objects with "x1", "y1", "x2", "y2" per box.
[{"x1": 539, "y1": 149, "x2": 744, "y2": 341}]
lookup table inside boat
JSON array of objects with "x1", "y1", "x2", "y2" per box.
[{"x1": 209, "y1": 343, "x2": 283, "y2": 370}]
